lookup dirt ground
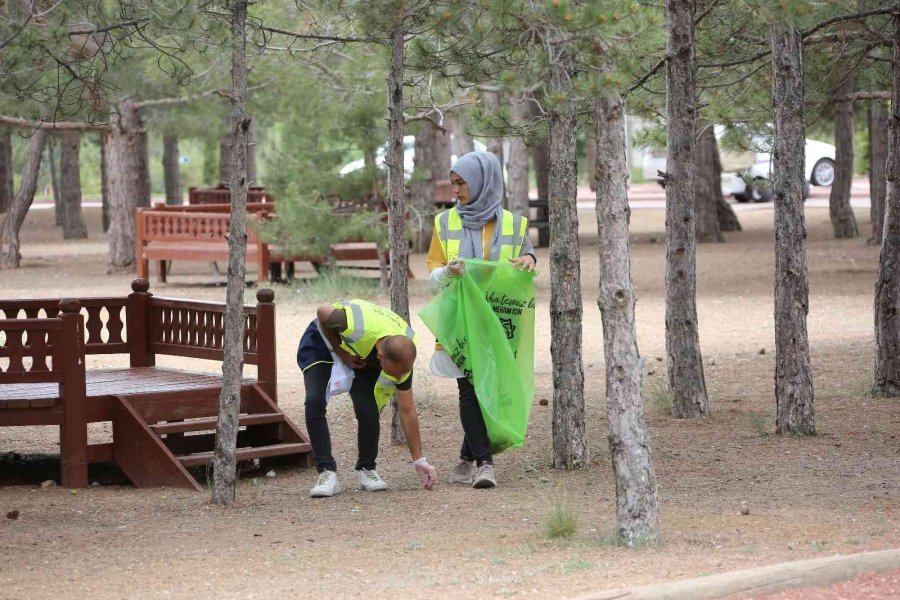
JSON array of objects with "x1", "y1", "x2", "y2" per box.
[{"x1": 1, "y1": 199, "x2": 898, "y2": 600}]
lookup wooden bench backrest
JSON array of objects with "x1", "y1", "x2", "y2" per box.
[
  {"x1": 137, "y1": 209, "x2": 264, "y2": 245},
  {"x1": 188, "y1": 186, "x2": 274, "y2": 205}
]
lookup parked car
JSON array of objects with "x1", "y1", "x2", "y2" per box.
[
  {"x1": 339, "y1": 135, "x2": 486, "y2": 180},
  {"x1": 641, "y1": 130, "x2": 836, "y2": 203}
]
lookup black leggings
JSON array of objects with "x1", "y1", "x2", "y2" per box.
[
  {"x1": 303, "y1": 363, "x2": 381, "y2": 473},
  {"x1": 457, "y1": 377, "x2": 493, "y2": 466}
]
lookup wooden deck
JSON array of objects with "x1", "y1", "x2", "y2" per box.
[
  {"x1": 0, "y1": 367, "x2": 230, "y2": 406},
  {"x1": 0, "y1": 281, "x2": 311, "y2": 489}
]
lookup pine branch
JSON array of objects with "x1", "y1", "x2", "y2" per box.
[
  {"x1": 0, "y1": 116, "x2": 107, "y2": 131},
  {"x1": 258, "y1": 25, "x2": 379, "y2": 44}
]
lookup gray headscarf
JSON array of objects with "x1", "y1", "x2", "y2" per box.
[{"x1": 450, "y1": 151, "x2": 504, "y2": 259}]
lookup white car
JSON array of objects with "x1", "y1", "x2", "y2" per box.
[
  {"x1": 339, "y1": 135, "x2": 486, "y2": 180},
  {"x1": 641, "y1": 132, "x2": 836, "y2": 203}
]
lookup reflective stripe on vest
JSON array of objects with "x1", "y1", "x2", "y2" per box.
[
  {"x1": 332, "y1": 299, "x2": 416, "y2": 412},
  {"x1": 434, "y1": 208, "x2": 527, "y2": 262}
]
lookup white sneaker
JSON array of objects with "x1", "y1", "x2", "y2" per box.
[
  {"x1": 357, "y1": 468, "x2": 389, "y2": 492},
  {"x1": 310, "y1": 470, "x2": 341, "y2": 498},
  {"x1": 449, "y1": 460, "x2": 475, "y2": 484}
]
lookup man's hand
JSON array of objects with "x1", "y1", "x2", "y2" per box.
[
  {"x1": 509, "y1": 254, "x2": 536, "y2": 272},
  {"x1": 446, "y1": 259, "x2": 465, "y2": 278},
  {"x1": 336, "y1": 347, "x2": 365, "y2": 369},
  {"x1": 414, "y1": 457, "x2": 436, "y2": 490}
]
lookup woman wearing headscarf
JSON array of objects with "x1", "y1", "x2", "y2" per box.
[{"x1": 426, "y1": 151, "x2": 536, "y2": 489}]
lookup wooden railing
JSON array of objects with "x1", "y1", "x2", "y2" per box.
[
  {"x1": 0, "y1": 298, "x2": 128, "y2": 356},
  {"x1": 0, "y1": 300, "x2": 88, "y2": 486}
]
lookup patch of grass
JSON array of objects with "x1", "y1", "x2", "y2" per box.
[
  {"x1": 562, "y1": 559, "x2": 594, "y2": 575},
  {"x1": 403, "y1": 541, "x2": 425, "y2": 552},
  {"x1": 542, "y1": 502, "x2": 579, "y2": 540},
  {"x1": 742, "y1": 413, "x2": 769, "y2": 438},
  {"x1": 810, "y1": 540, "x2": 828, "y2": 552},
  {"x1": 291, "y1": 270, "x2": 383, "y2": 303},
  {"x1": 843, "y1": 536, "x2": 862, "y2": 546},
  {"x1": 644, "y1": 379, "x2": 674, "y2": 413}
]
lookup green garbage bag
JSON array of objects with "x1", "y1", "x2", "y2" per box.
[{"x1": 419, "y1": 259, "x2": 536, "y2": 453}]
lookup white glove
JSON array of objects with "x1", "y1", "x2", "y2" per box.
[
  {"x1": 413, "y1": 457, "x2": 436, "y2": 490},
  {"x1": 446, "y1": 259, "x2": 465, "y2": 278}
]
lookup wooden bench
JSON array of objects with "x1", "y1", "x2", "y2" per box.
[
  {"x1": 188, "y1": 185, "x2": 274, "y2": 206},
  {"x1": 0, "y1": 280, "x2": 311, "y2": 490},
  {"x1": 136, "y1": 204, "x2": 405, "y2": 284}
]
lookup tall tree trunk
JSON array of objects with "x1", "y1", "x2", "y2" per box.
[
  {"x1": 47, "y1": 136, "x2": 62, "y2": 226},
  {"x1": 212, "y1": 0, "x2": 251, "y2": 506},
  {"x1": 99, "y1": 133, "x2": 110, "y2": 232},
  {"x1": 595, "y1": 88, "x2": 661, "y2": 545},
  {"x1": 717, "y1": 197, "x2": 742, "y2": 232},
  {"x1": 136, "y1": 123, "x2": 151, "y2": 208},
  {"x1": 482, "y1": 88, "x2": 504, "y2": 166},
  {"x1": 507, "y1": 96, "x2": 531, "y2": 216},
  {"x1": 0, "y1": 129, "x2": 13, "y2": 213},
  {"x1": 531, "y1": 94, "x2": 551, "y2": 248},
  {"x1": 665, "y1": 0, "x2": 709, "y2": 418},
  {"x1": 449, "y1": 111, "x2": 474, "y2": 156},
  {"x1": 548, "y1": 34, "x2": 587, "y2": 470},
  {"x1": 219, "y1": 130, "x2": 232, "y2": 185},
  {"x1": 247, "y1": 120, "x2": 257, "y2": 185},
  {"x1": 163, "y1": 135, "x2": 182, "y2": 205},
  {"x1": 585, "y1": 129, "x2": 598, "y2": 192},
  {"x1": 870, "y1": 101, "x2": 889, "y2": 244},
  {"x1": 0, "y1": 130, "x2": 46, "y2": 268},
  {"x1": 387, "y1": 11, "x2": 410, "y2": 445},
  {"x1": 106, "y1": 101, "x2": 144, "y2": 272},
  {"x1": 60, "y1": 130, "x2": 87, "y2": 239},
  {"x1": 874, "y1": 13, "x2": 900, "y2": 398},
  {"x1": 411, "y1": 116, "x2": 451, "y2": 253},
  {"x1": 695, "y1": 122, "x2": 725, "y2": 243},
  {"x1": 771, "y1": 22, "x2": 815, "y2": 435},
  {"x1": 829, "y1": 75, "x2": 860, "y2": 239}
]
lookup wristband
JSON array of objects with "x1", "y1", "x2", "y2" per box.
[{"x1": 413, "y1": 457, "x2": 429, "y2": 466}]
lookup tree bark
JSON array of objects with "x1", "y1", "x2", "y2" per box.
[
  {"x1": 106, "y1": 101, "x2": 144, "y2": 272},
  {"x1": 585, "y1": 128, "x2": 598, "y2": 192},
  {"x1": 548, "y1": 34, "x2": 587, "y2": 470},
  {"x1": 0, "y1": 129, "x2": 13, "y2": 213},
  {"x1": 59, "y1": 130, "x2": 87, "y2": 239},
  {"x1": 411, "y1": 116, "x2": 451, "y2": 253},
  {"x1": 482, "y1": 88, "x2": 505, "y2": 167},
  {"x1": 136, "y1": 123, "x2": 151, "y2": 209},
  {"x1": 212, "y1": 0, "x2": 251, "y2": 506},
  {"x1": 771, "y1": 22, "x2": 816, "y2": 435},
  {"x1": 449, "y1": 111, "x2": 474, "y2": 156},
  {"x1": 163, "y1": 135, "x2": 182, "y2": 205},
  {"x1": 387, "y1": 10, "x2": 410, "y2": 445},
  {"x1": 665, "y1": 0, "x2": 709, "y2": 418},
  {"x1": 506, "y1": 96, "x2": 531, "y2": 216},
  {"x1": 531, "y1": 95, "x2": 551, "y2": 248},
  {"x1": 828, "y1": 75, "x2": 860, "y2": 239},
  {"x1": 870, "y1": 101, "x2": 888, "y2": 244},
  {"x1": 717, "y1": 196, "x2": 742, "y2": 232},
  {"x1": 47, "y1": 136, "x2": 62, "y2": 226},
  {"x1": 0, "y1": 130, "x2": 46, "y2": 268},
  {"x1": 595, "y1": 89, "x2": 661, "y2": 545},
  {"x1": 99, "y1": 133, "x2": 111, "y2": 233},
  {"x1": 695, "y1": 123, "x2": 725, "y2": 243},
  {"x1": 874, "y1": 13, "x2": 900, "y2": 397}
]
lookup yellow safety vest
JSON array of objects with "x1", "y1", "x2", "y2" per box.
[
  {"x1": 434, "y1": 207, "x2": 528, "y2": 262},
  {"x1": 332, "y1": 299, "x2": 417, "y2": 412}
]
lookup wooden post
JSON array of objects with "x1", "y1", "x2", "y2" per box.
[
  {"x1": 255, "y1": 288, "x2": 277, "y2": 402},
  {"x1": 58, "y1": 299, "x2": 88, "y2": 488},
  {"x1": 127, "y1": 278, "x2": 155, "y2": 368},
  {"x1": 135, "y1": 209, "x2": 148, "y2": 280}
]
